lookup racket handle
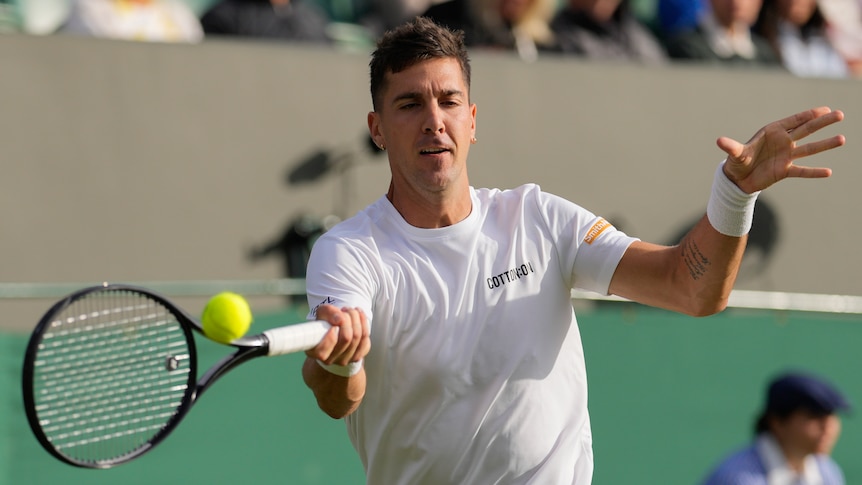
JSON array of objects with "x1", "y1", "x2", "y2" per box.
[{"x1": 263, "y1": 320, "x2": 332, "y2": 356}]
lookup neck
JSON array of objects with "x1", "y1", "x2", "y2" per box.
[
  {"x1": 777, "y1": 441, "x2": 809, "y2": 473},
  {"x1": 386, "y1": 182, "x2": 472, "y2": 229}
]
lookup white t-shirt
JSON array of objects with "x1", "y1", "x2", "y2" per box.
[{"x1": 305, "y1": 184, "x2": 637, "y2": 484}]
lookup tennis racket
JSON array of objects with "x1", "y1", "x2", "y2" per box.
[{"x1": 21, "y1": 283, "x2": 331, "y2": 469}]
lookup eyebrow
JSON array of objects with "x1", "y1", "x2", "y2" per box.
[{"x1": 391, "y1": 89, "x2": 465, "y2": 104}]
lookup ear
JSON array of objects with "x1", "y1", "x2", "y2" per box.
[
  {"x1": 368, "y1": 111, "x2": 384, "y2": 150},
  {"x1": 470, "y1": 103, "x2": 477, "y2": 140}
]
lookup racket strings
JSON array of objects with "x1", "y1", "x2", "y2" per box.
[{"x1": 30, "y1": 291, "x2": 193, "y2": 464}]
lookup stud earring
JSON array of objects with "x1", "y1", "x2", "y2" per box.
[{"x1": 470, "y1": 137, "x2": 477, "y2": 144}]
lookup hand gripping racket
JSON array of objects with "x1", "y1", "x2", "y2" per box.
[{"x1": 21, "y1": 283, "x2": 331, "y2": 469}]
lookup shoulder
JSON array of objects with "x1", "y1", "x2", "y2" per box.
[
  {"x1": 664, "y1": 27, "x2": 713, "y2": 58},
  {"x1": 474, "y1": 184, "x2": 571, "y2": 212},
  {"x1": 702, "y1": 445, "x2": 766, "y2": 485},
  {"x1": 815, "y1": 454, "x2": 846, "y2": 485}
]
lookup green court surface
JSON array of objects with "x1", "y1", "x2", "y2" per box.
[{"x1": 2, "y1": 304, "x2": 860, "y2": 484}]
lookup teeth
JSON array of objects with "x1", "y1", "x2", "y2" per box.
[{"x1": 421, "y1": 148, "x2": 446, "y2": 154}]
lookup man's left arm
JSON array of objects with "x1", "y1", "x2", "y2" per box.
[{"x1": 608, "y1": 107, "x2": 845, "y2": 316}]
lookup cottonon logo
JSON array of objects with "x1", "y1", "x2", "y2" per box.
[{"x1": 486, "y1": 262, "x2": 535, "y2": 289}]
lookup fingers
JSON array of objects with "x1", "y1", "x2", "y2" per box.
[
  {"x1": 785, "y1": 109, "x2": 844, "y2": 178},
  {"x1": 715, "y1": 136, "x2": 745, "y2": 160},
  {"x1": 305, "y1": 304, "x2": 370, "y2": 366},
  {"x1": 784, "y1": 108, "x2": 844, "y2": 142},
  {"x1": 786, "y1": 164, "x2": 833, "y2": 179}
]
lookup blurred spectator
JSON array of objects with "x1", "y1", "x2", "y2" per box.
[
  {"x1": 753, "y1": 0, "x2": 850, "y2": 77},
  {"x1": 550, "y1": 0, "x2": 669, "y2": 64},
  {"x1": 62, "y1": 0, "x2": 203, "y2": 42},
  {"x1": 818, "y1": 0, "x2": 862, "y2": 77},
  {"x1": 701, "y1": 371, "x2": 851, "y2": 485},
  {"x1": 421, "y1": 0, "x2": 559, "y2": 61},
  {"x1": 358, "y1": 0, "x2": 433, "y2": 37},
  {"x1": 663, "y1": 0, "x2": 783, "y2": 67},
  {"x1": 200, "y1": 0, "x2": 332, "y2": 44}
]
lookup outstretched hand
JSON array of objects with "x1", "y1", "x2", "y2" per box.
[{"x1": 716, "y1": 107, "x2": 845, "y2": 194}]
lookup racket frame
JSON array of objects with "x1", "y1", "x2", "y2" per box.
[{"x1": 21, "y1": 283, "x2": 272, "y2": 468}]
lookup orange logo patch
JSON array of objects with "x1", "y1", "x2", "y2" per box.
[{"x1": 584, "y1": 218, "x2": 613, "y2": 244}]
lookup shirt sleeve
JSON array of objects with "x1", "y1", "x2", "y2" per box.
[
  {"x1": 304, "y1": 230, "x2": 377, "y2": 326},
  {"x1": 536, "y1": 190, "x2": 638, "y2": 295}
]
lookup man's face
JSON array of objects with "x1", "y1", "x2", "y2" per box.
[
  {"x1": 711, "y1": 0, "x2": 763, "y2": 27},
  {"x1": 368, "y1": 57, "x2": 476, "y2": 200},
  {"x1": 772, "y1": 410, "x2": 841, "y2": 456}
]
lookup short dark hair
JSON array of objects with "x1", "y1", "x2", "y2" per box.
[{"x1": 369, "y1": 17, "x2": 471, "y2": 111}]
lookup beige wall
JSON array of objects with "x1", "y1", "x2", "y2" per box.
[{"x1": 1, "y1": 33, "x2": 859, "y2": 330}]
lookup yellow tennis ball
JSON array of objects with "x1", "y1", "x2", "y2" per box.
[{"x1": 201, "y1": 292, "x2": 253, "y2": 344}]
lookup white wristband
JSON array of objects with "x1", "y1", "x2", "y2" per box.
[
  {"x1": 706, "y1": 160, "x2": 760, "y2": 237},
  {"x1": 316, "y1": 359, "x2": 363, "y2": 377}
]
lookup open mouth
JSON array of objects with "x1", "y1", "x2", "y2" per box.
[{"x1": 420, "y1": 147, "x2": 450, "y2": 155}]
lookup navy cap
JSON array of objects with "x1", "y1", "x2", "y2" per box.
[{"x1": 766, "y1": 372, "x2": 851, "y2": 416}]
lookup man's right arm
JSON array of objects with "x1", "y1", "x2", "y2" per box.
[
  {"x1": 302, "y1": 358, "x2": 366, "y2": 419},
  {"x1": 302, "y1": 304, "x2": 370, "y2": 419}
]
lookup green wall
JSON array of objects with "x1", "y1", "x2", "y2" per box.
[{"x1": 4, "y1": 304, "x2": 860, "y2": 484}]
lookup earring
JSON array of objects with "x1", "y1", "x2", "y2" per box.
[
  {"x1": 378, "y1": 143, "x2": 386, "y2": 150},
  {"x1": 470, "y1": 137, "x2": 477, "y2": 144}
]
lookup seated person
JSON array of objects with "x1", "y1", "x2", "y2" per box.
[
  {"x1": 663, "y1": 0, "x2": 782, "y2": 67},
  {"x1": 62, "y1": 0, "x2": 203, "y2": 42},
  {"x1": 551, "y1": 0, "x2": 669, "y2": 64},
  {"x1": 421, "y1": 0, "x2": 559, "y2": 61},
  {"x1": 201, "y1": 0, "x2": 332, "y2": 44},
  {"x1": 753, "y1": 0, "x2": 851, "y2": 78}
]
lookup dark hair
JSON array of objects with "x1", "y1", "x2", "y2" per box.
[
  {"x1": 753, "y1": 0, "x2": 829, "y2": 64},
  {"x1": 369, "y1": 17, "x2": 471, "y2": 111}
]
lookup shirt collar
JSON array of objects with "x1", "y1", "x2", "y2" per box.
[
  {"x1": 756, "y1": 434, "x2": 824, "y2": 485},
  {"x1": 701, "y1": 13, "x2": 757, "y2": 59}
]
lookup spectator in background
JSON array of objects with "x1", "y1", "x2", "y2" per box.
[
  {"x1": 663, "y1": 0, "x2": 783, "y2": 67},
  {"x1": 817, "y1": 0, "x2": 862, "y2": 77},
  {"x1": 421, "y1": 0, "x2": 559, "y2": 61},
  {"x1": 200, "y1": 0, "x2": 332, "y2": 44},
  {"x1": 550, "y1": 0, "x2": 669, "y2": 64},
  {"x1": 359, "y1": 0, "x2": 434, "y2": 37},
  {"x1": 702, "y1": 371, "x2": 851, "y2": 485},
  {"x1": 753, "y1": 0, "x2": 850, "y2": 77},
  {"x1": 62, "y1": 0, "x2": 203, "y2": 42}
]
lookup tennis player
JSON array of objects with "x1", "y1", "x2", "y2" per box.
[{"x1": 301, "y1": 17, "x2": 845, "y2": 484}]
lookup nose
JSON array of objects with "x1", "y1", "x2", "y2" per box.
[{"x1": 422, "y1": 104, "x2": 445, "y2": 134}]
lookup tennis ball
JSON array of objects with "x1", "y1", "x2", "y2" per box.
[{"x1": 201, "y1": 292, "x2": 253, "y2": 344}]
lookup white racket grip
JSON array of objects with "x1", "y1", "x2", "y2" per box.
[{"x1": 264, "y1": 320, "x2": 332, "y2": 356}]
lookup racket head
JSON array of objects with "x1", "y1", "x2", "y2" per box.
[{"x1": 22, "y1": 284, "x2": 199, "y2": 468}]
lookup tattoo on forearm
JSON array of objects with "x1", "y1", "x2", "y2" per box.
[{"x1": 682, "y1": 238, "x2": 711, "y2": 280}]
